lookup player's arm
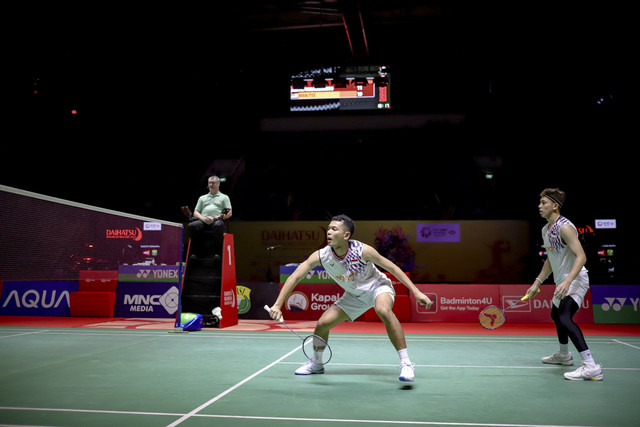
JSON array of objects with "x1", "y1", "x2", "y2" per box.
[
  {"x1": 525, "y1": 258, "x2": 552, "y2": 299},
  {"x1": 269, "y1": 250, "x2": 321, "y2": 320},
  {"x1": 555, "y1": 225, "x2": 587, "y2": 298},
  {"x1": 362, "y1": 245, "x2": 432, "y2": 308}
]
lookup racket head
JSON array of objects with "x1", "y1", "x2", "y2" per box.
[
  {"x1": 479, "y1": 305, "x2": 506, "y2": 330},
  {"x1": 302, "y1": 334, "x2": 332, "y2": 365}
]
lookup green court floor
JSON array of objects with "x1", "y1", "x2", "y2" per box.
[{"x1": 1, "y1": 327, "x2": 638, "y2": 426}]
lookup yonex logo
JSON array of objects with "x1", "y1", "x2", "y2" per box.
[
  {"x1": 137, "y1": 270, "x2": 151, "y2": 279},
  {"x1": 600, "y1": 297, "x2": 639, "y2": 312},
  {"x1": 135, "y1": 268, "x2": 178, "y2": 280}
]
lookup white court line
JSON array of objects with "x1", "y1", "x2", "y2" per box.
[
  {"x1": 0, "y1": 405, "x2": 183, "y2": 417},
  {"x1": 0, "y1": 329, "x2": 48, "y2": 339},
  {"x1": 612, "y1": 339, "x2": 640, "y2": 350},
  {"x1": 279, "y1": 362, "x2": 640, "y2": 371},
  {"x1": 1, "y1": 328, "x2": 635, "y2": 345},
  {"x1": 188, "y1": 413, "x2": 600, "y2": 427},
  {"x1": 0, "y1": 406, "x2": 599, "y2": 427},
  {"x1": 165, "y1": 344, "x2": 302, "y2": 427}
]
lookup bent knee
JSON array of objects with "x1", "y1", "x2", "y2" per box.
[{"x1": 375, "y1": 305, "x2": 396, "y2": 322}]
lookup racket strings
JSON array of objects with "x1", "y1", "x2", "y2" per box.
[
  {"x1": 479, "y1": 306, "x2": 505, "y2": 329},
  {"x1": 303, "y1": 334, "x2": 332, "y2": 365}
]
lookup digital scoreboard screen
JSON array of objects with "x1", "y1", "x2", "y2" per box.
[{"x1": 289, "y1": 65, "x2": 390, "y2": 112}]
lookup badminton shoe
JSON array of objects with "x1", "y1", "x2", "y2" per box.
[
  {"x1": 563, "y1": 363, "x2": 603, "y2": 381},
  {"x1": 294, "y1": 360, "x2": 324, "y2": 375},
  {"x1": 399, "y1": 361, "x2": 415, "y2": 382},
  {"x1": 541, "y1": 351, "x2": 574, "y2": 366}
]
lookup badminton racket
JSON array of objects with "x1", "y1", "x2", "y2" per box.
[
  {"x1": 479, "y1": 289, "x2": 540, "y2": 330},
  {"x1": 264, "y1": 305, "x2": 332, "y2": 365}
]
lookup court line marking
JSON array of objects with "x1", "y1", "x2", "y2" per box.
[
  {"x1": 0, "y1": 406, "x2": 600, "y2": 427},
  {"x1": 0, "y1": 405, "x2": 183, "y2": 417},
  {"x1": 1, "y1": 328, "x2": 633, "y2": 344},
  {"x1": 165, "y1": 344, "x2": 302, "y2": 427},
  {"x1": 0, "y1": 329, "x2": 48, "y2": 339},
  {"x1": 279, "y1": 362, "x2": 640, "y2": 371},
  {"x1": 612, "y1": 339, "x2": 640, "y2": 350},
  {"x1": 190, "y1": 413, "x2": 601, "y2": 427}
]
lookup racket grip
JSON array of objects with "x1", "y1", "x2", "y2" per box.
[
  {"x1": 521, "y1": 288, "x2": 541, "y2": 301},
  {"x1": 264, "y1": 305, "x2": 284, "y2": 322}
]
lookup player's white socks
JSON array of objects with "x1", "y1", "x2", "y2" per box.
[
  {"x1": 398, "y1": 348, "x2": 411, "y2": 364},
  {"x1": 559, "y1": 343, "x2": 570, "y2": 355},
  {"x1": 579, "y1": 349, "x2": 597, "y2": 368},
  {"x1": 314, "y1": 349, "x2": 325, "y2": 364}
]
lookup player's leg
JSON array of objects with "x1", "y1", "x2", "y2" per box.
[
  {"x1": 542, "y1": 304, "x2": 574, "y2": 365},
  {"x1": 375, "y1": 292, "x2": 406, "y2": 350},
  {"x1": 294, "y1": 305, "x2": 348, "y2": 375},
  {"x1": 374, "y1": 292, "x2": 415, "y2": 382},
  {"x1": 315, "y1": 304, "x2": 350, "y2": 342},
  {"x1": 557, "y1": 298, "x2": 603, "y2": 381}
]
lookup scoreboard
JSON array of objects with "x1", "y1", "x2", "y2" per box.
[{"x1": 289, "y1": 65, "x2": 390, "y2": 112}]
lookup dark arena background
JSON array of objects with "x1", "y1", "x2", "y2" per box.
[
  {"x1": 7, "y1": 2, "x2": 632, "y2": 281},
  {"x1": 1, "y1": 3, "x2": 638, "y2": 426}
]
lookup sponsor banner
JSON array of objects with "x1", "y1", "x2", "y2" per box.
[
  {"x1": 233, "y1": 220, "x2": 530, "y2": 284},
  {"x1": 416, "y1": 223, "x2": 461, "y2": 243},
  {"x1": 277, "y1": 266, "x2": 409, "y2": 320},
  {"x1": 114, "y1": 282, "x2": 179, "y2": 318},
  {"x1": 237, "y1": 282, "x2": 280, "y2": 319},
  {"x1": 79, "y1": 270, "x2": 118, "y2": 292},
  {"x1": 0, "y1": 281, "x2": 78, "y2": 316},
  {"x1": 279, "y1": 266, "x2": 409, "y2": 287},
  {"x1": 118, "y1": 265, "x2": 181, "y2": 282},
  {"x1": 595, "y1": 219, "x2": 616, "y2": 229},
  {"x1": 280, "y1": 265, "x2": 336, "y2": 284},
  {"x1": 591, "y1": 284, "x2": 640, "y2": 324},
  {"x1": 280, "y1": 283, "x2": 345, "y2": 320},
  {"x1": 79, "y1": 270, "x2": 118, "y2": 282},
  {"x1": 410, "y1": 284, "x2": 593, "y2": 323}
]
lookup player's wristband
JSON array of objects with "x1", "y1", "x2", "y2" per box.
[{"x1": 534, "y1": 277, "x2": 543, "y2": 284}]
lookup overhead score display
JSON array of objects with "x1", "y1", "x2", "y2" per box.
[{"x1": 289, "y1": 65, "x2": 390, "y2": 112}]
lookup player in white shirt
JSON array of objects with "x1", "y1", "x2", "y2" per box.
[
  {"x1": 525, "y1": 189, "x2": 603, "y2": 380},
  {"x1": 268, "y1": 215, "x2": 432, "y2": 382}
]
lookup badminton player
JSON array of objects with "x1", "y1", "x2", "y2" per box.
[
  {"x1": 524, "y1": 189, "x2": 603, "y2": 380},
  {"x1": 267, "y1": 214, "x2": 432, "y2": 382}
]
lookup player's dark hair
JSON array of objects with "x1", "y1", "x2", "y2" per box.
[
  {"x1": 331, "y1": 214, "x2": 355, "y2": 237},
  {"x1": 540, "y1": 188, "x2": 566, "y2": 209}
]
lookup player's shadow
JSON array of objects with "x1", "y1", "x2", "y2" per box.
[{"x1": 324, "y1": 367, "x2": 415, "y2": 390}]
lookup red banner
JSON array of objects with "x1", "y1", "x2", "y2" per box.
[
  {"x1": 411, "y1": 284, "x2": 593, "y2": 323},
  {"x1": 280, "y1": 283, "x2": 345, "y2": 320},
  {"x1": 219, "y1": 233, "x2": 238, "y2": 328}
]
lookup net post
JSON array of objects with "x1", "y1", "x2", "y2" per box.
[{"x1": 169, "y1": 225, "x2": 188, "y2": 333}]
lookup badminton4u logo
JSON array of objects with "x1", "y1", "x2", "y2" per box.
[
  {"x1": 123, "y1": 286, "x2": 179, "y2": 314},
  {"x1": 106, "y1": 227, "x2": 143, "y2": 241}
]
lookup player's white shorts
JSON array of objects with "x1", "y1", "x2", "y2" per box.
[
  {"x1": 552, "y1": 270, "x2": 590, "y2": 309},
  {"x1": 335, "y1": 285, "x2": 396, "y2": 321}
]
